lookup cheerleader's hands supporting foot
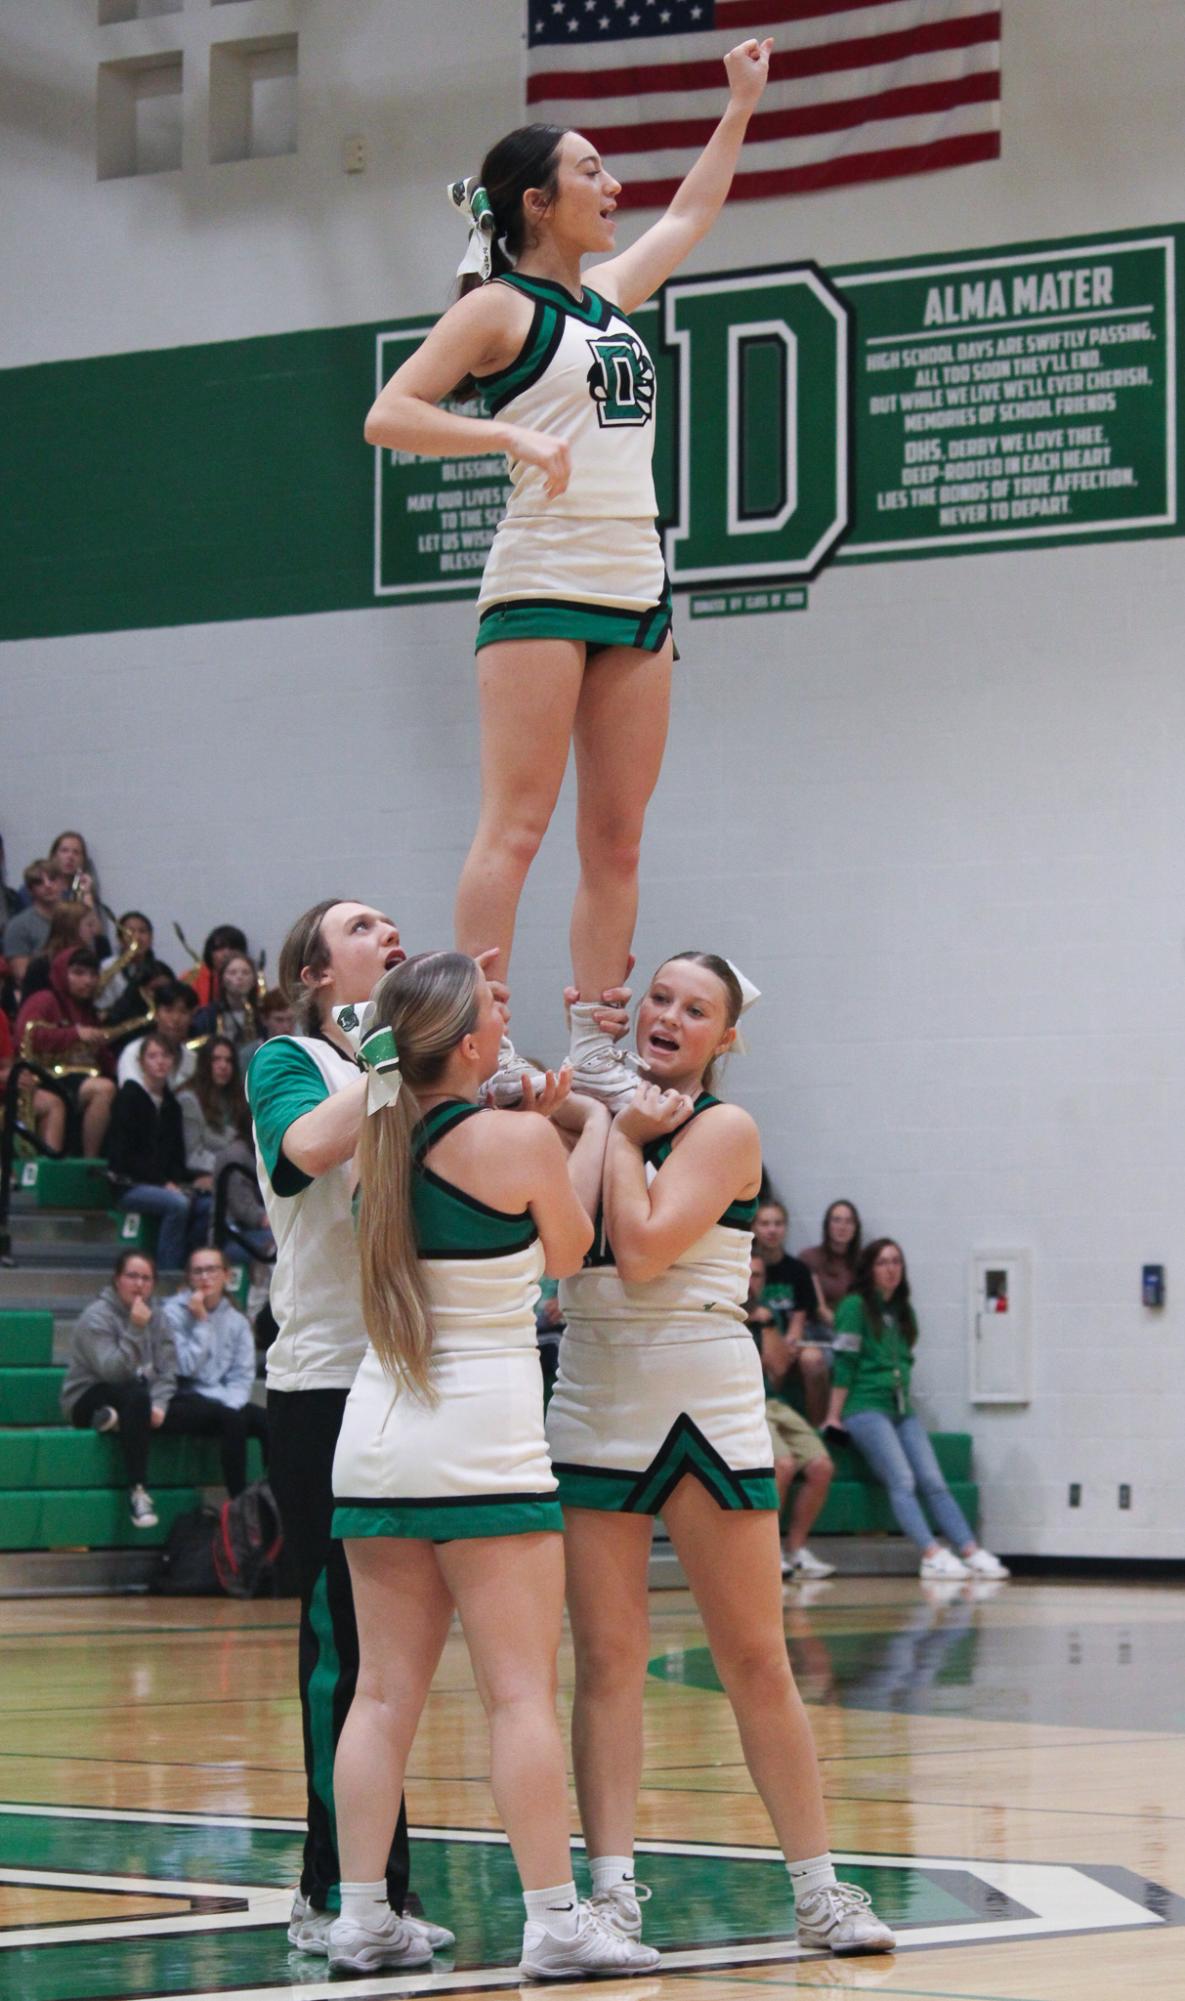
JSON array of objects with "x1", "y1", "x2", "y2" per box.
[
  {"x1": 562, "y1": 964, "x2": 648, "y2": 1113},
  {"x1": 614, "y1": 1083, "x2": 696, "y2": 1148}
]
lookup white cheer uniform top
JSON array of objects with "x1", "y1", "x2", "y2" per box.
[
  {"x1": 478, "y1": 275, "x2": 659, "y2": 520},
  {"x1": 247, "y1": 1033, "x2": 366, "y2": 1391}
]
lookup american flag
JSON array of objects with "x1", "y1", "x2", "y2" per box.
[{"x1": 526, "y1": 1, "x2": 1001, "y2": 208}]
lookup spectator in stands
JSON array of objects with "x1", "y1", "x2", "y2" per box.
[
  {"x1": 117, "y1": 981, "x2": 198, "y2": 1090},
  {"x1": 826, "y1": 1239, "x2": 1009, "y2": 1583},
  {"x1": 212, "y1": 1126, "x2": 276, "y2": 1262},
  {"x1": 20, "y1": 900, "x2": 105, "y2": 1006},
  {"x1": 59, "y1": 1248, "x2": 177, "y2": 1530},
  {"x1": 47, "y1": 830, "x2": 103, "y2": 915},
  {"x1": 14, "y1": 947, "x2": 118, "y2": 1156},
  {"x1": 753, "y1": 1198, "x2": 829, "y2": 1424},
  {"x1": 2, "y1": 861, "x2": 64, "y2": 989},
  {"x1": 177, "y1": 1037, "x2": 248, "y2": 1177},
  {"x1": 801, "y1": 1200, "x2": 863, "y2": 1331},
  {"x1": 98, "y1": 913, "x2": 175, "y2": 1024},
  {"x1": 239, "y1": 986, "x2": 296, "y2": 1069},
  {"x1": 161, "y1": 1247, "x2": 269, "y2": 1496},
  {"x1": 189, "y1": 952, "x2": 260, "y2": 1051},
  {"x1": 106, "y1": 1029, "x2": 212, "y2": 1269},
  {"x1": 184, "y1": 925, "x2": 249, "y2": 1009},
  {"x1": 0, "y1": 1007, "x2": 65, "y2": 1149},
  {"x1": 748, "y1": 1252, "x2": 835, "y2": 1581}
]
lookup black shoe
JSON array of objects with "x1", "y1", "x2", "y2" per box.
[{"x1": 91, "y1": 1405, "x2": 119, "y2": 1434}]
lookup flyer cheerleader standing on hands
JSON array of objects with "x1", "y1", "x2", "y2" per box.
[{"x1": 364, "y1": 39, "x2": 773, "y2": 1106}]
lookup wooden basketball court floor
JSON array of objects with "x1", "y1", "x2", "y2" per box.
[{"x1": 2, "y1": 1575, "x2": 1184, "y2": 2001}]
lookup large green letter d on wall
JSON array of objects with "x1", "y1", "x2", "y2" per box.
[{"x1": 663, "y1": 266, "x2": 850, "y2": 585}]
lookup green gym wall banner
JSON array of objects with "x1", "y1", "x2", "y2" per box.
[{"x1": 1, "y1": 224, "x2": 1179, "y2": 641}]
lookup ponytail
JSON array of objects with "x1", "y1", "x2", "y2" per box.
[{"x1": 354, "y1": 952, "x2": 482, "y2": 1399}]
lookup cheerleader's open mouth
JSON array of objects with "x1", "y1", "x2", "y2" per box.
[{"x1": 384, "y1": 948, "x2": 406, "y2": 970}]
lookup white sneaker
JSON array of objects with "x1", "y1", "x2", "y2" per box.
[
  {"x1": 482, "y1": 1035, "x2": 549, "y2": 1108},
  {"x1": 963, "y1": 1546, "x2": 1010, "y2": 1579},
  {"x1": 587, "y1": 1879, "x2": 651, "y2": 1940},
  {"x1": 403, "y1": 1911, "x2": 457, "y2": 1951},
  {"x1": 289, "y1": 1890, "x2": 454, "y2": 1956},
  {"x1": 129, "y1": 1484, "x2": 158, "y2": 1529},
  {"x1": 91, "y1": 1405, "x2": 119, "y2": 1434},
  {"x1": 791, "y1": 1546, "x2": 837, "y2": 1580},
  {"x1": 327, "y1": 1908, "x2": 435, "y2": 1974},
  {"x1": 795, "y1": 1881, "x2": 896, "y2": 1956},
  {"x1": 519, "y1": 1902, "x2": 660, "y2": 1979},
  {"x1": 287, "y1": 1891, "x2": 332, "y2": 1953},
  {"x1": 919, "y1": 1546, "x2": 969, "y2": 1580},
  {"x1": 567, "y1": 1002, "x2": 646, "y2": 1113},
  {"x1": 780, "y1": 1545, "x2": 794, "y2": 1579}
]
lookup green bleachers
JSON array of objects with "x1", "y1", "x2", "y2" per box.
[
  {"x1": 0, "y1": 1304, "x2": 262, "y2": 1552},
  {"x1": 15, "y1": 1157, "x2": 112, "y2": 1209},
  {"x1": 0, "y1": 1311, "x2": 54, "y2": 1365},
  {"x1": 811, "y1": 1430, "x2": 978, "y2": 1537}
]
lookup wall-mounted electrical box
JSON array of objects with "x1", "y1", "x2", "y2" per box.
[{"x1": 969, "y1": 1249, "x2": 1031, "y2": 1404}]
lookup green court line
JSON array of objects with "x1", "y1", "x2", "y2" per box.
[{"x1": 0, "y1": 1622, "x2": 297, "y2": 1641}]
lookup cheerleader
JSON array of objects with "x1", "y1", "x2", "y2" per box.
[
  {"x1": 364, "y1": 41, "x2": 773, "y2": 1106},
  {"x1": 326, "y1": 951, "x2": 659, "y2": 1981},
  {"x1": 546, "y1": 954, "x2": 896, "y2": 1957},
  {"x1": 245, "y1": 899, "x2": 451, "y2": 1958}
]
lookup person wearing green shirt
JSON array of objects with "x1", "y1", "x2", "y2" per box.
[{"x1": 826, "y1": 1239, "x2": 1009, "y2": 1583}]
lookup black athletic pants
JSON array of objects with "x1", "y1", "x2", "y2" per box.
[
  {"x1": 70, "y1": 1379, "x2": 152, "y2": 1488},
  {"x1": 162, "y1": 1391, "x2": 270, "y2": 1498},
  {"x1": 268, "y1": 1386, "x2": 410, "y2": 1915}
]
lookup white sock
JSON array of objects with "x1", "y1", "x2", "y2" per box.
[
  {"x1": 787, "y1": 1854, "x2": 837, "y2": 1903},
  {"x1": 340, "y1": 1880, "x2": 390, "y2": 1925},
  {"x1": 524, "y1": 1881, "x2": 579, "y2": 1938},
  {"x1": 589, "y1": 1855, "x2": 635, "y2": 1896}
]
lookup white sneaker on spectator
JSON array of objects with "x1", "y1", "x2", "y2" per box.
[
  {"x1": 919, "y1": 1546, "x2": 968, "y2": 1580},
  {"x1": 963, "y1": 1547, "x2": 1010, "y2": 1579},
  {"x1": 327, "y1": 1909, "x2": 434, "y2": 1974},
  {"x1": 481, "y1": 1035, "x2": 548, "y2": 1108},
  {"x1": 519, "y1": 1903, "x2": 659, "y2": 1979},
  {"x1": 791, "y1": 1546, "x2": 837, "y2": 1580},
  {"x1": 128, "y1": 1484, "x2": 158, "y2": 1529},
  {"x1": 567, "y1": 1002, "x2": 646, "y2": 1112},
  {"x1": 780, "y1": 1545, "x2": 794, "y2": 1579},
  {"x1": 91, "y1": 1405, "x2": 119, "y2": 1434},
  {"x1": 587, "y1": 1879, "x2": 651, "y2": 1940},
  {"x1": 795, "y1": 1882, "x2": 896, "y2": 1955}
]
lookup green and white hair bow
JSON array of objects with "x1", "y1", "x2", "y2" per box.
[
  {"x1": 447, "y1": 175, "x2": 497, "y2": 282},
  {"x1": 332, "y1": 1001, "x2": 403, "y2": 1115}
]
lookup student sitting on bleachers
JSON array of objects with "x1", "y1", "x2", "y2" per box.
[
  {"x1": 189, "y1": 952, "x2": 260, "y2": 1051},
  {"x1": 14, "y1": 946, "x2": 118, "y2": 1157},
  {"x1": 747, "y1": 1252, "x2": 836, "y2": 1582},
  {"x1": 106, "y1": 1031, "x2": 212, "y2": 1270},
  {"x1": 825, "y1": 1238, "x2": 1009, "y2": 1583},
  {"x1": 117, "y1": 982, "x2": 198, "y2": 1091},
  {"x1": 177, "y1": 1038, "x2": 248, "y2": 1178},
  {"x1": 161, "y1": 1248, "x2": 269, "y2": 1497},
  {"x1": 59, "y1": 1249, "x2": 177, "y2": 1530}
]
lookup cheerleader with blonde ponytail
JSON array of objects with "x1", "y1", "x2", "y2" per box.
[{"x1": 327, "y1": 952, "x2": 661, "y2": 1982}]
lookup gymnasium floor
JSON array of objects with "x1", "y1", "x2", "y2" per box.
[{"x1": 2, "y1": 1576, "x2": 1183, "y2": 2001}]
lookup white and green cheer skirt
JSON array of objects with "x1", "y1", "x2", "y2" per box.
[
  {"x1": 545, "y1": 1324, "x2": 777, "y2": 1516},
  {"x1": 332, "y1": 1249, "x2": 561, "y2": 1542},
  {"x1": 475, "y1": 513, "x2": 672, "y2": 656}
]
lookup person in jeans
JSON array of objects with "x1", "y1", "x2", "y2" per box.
[
  {"x1": 106, "y1": 1031, "x2": 212, "y2": 1269},
  {"x1": 161, "y1": 1247, "x2": 269, "y2": 1496},
  {"x1": 59, "y1": 1249, "x2": 177, "y2": 1529},
  {"x1": 825, "y1": 1239, "x2": 1009, "y2": 1583}
]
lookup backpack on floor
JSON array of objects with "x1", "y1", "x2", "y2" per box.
[
  {"x1": 151, "y1": 1505, "x2": 222, "y2": 1596},
  {"x1": 213, "y1": 1478, "x2": 284, "y2": 1599}
]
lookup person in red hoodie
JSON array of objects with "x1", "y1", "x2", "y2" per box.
[{"x1": 14, "y1": 947, "x2": 117, "y2": 1155}]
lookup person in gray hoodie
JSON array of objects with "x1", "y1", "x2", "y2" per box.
[
  {"x1": 161, "y1": 1247, "x2": 269, "y2": 1496},
  {"x1": 60, "y1": 1249, "x2": 177, "y2": 1529}
]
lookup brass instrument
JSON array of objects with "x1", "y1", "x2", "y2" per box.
[
  {"x1": 96, "y1": 910, "x2": 150, "y2": 1000},
  {"x1": 18, "y1": 997, "x2": 157, "y2": 1080}
]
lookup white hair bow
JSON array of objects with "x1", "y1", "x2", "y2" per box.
[
  {"x1": 332, "y1": 1001, "x2": 402, "y2": 1115},
  {"x1": 447, "y1": 176, "x2": 497, "y2": 283},
  {"x1": 724, "y1": 959, "x2": 761, "y2": 1054}
]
